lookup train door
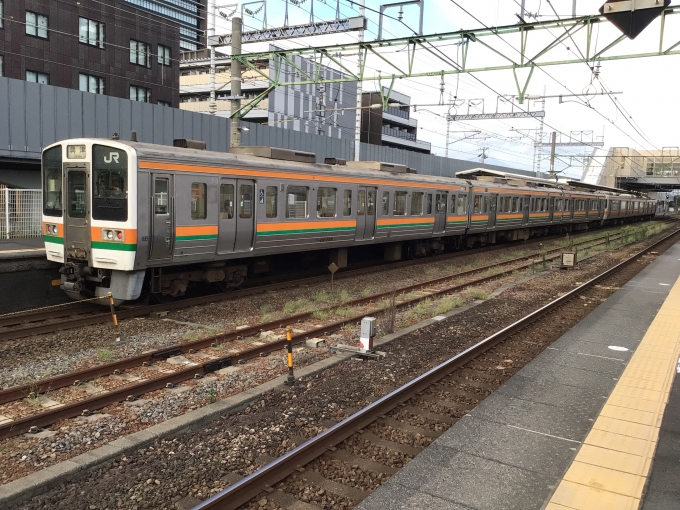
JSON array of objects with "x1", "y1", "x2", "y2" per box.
[
  {"x1": 355, "y1": 186, "x2": 377, "y2": 240},
  {"x1": 548, "y1": 198, "x2": 555, "y2": 222},
  {"x1": 217, "y1": 179, "x2": 255, "y2": 253},
  {"x1": 433, "y1": 191, "x2": 447, "y2": 234},
  {"x1": 149, "y1": 174, "x2": 173, "y2": 260},
  {"x1": 65, "y1": 164, "x2": 90, "y2": 259},
  {"x1": 487, "y1": 194, "x2": 498, "y2": 228}
]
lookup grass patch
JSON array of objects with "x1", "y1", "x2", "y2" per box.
[
  {"x1": 97, "y1": 349, "x2": 114, "y2": 361},
  {"x1": 311, "y1": 309, "x2": 330, "y2": 320},
  {"x1": 25, "y1": 394, "x2": 42, "y2": 407},
  {"x1": 312, "y1": 291, "x2": 332, "y2": 303},
  {"x1": 467, "y1": 288, "x2": 489, "y2": 300},
  {"x1": 408, "y1": 299, "x2": 433, "y2": 321},
  {"x1": 335, "y1": 306, "x2": 359, "y2": 318},
  {"x1": 259, "y1": 304, "x2": 273, "y2": 315},
  {"x1": 360, "y1": 285, "x2": 377, "y2": 298},
  {"x1": 339, "y1": 289, "x2": 351, "y2": 302},
  {"x1": 283, "y1": 299, "x2": 311, "y2": 315},
  {"x1": 260, "y1": 312, "x2": 282, "y2": 324},
  {"x1": 181, "y1": 331, "x2": 205, "y2": 342},
  {"x1": 433, "y1": 295, "x2": 464, "y2": 315}
]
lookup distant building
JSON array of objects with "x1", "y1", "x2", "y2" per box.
[
  {"x1": 0, "y1": 0, "x2": 206, "y2": 107},
  {"x1": 179, "y1": 47, "x2": 358, "y2": 140},
  {"x1": 360, "y1": 88, "x2": 431, "y2": 154},
  {"x1": 596, "y1": 147, "x2": 680, "y2": 193}
]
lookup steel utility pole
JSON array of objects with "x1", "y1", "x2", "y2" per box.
[
  {"x1": 549, "y1": 131, "x2": 557, "y2": 177},
  {"x1": 354, "y1": 0, "x2": 365, "y2": 161},
  {"x1": 209, "y1": 0, "x2": 216, "y2": 115},
  {"x1": 230, "y1": 17, "x2": 242, "y2": 147}
]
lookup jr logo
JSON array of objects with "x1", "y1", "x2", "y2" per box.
[{"x1": 103, "y1": 152, "x2": 120, "y2": 164}]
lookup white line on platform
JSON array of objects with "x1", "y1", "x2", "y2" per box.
[
  {"x1": 507, "y1": 425, "x2": 582, "y2": 443},
  {"x1": 577, "y1": 352, "x2": 625, "y2": 361}
]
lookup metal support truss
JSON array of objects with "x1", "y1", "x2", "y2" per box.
[
  {"x1": 229, "y1": 6, "x2": 680, "y2": 116},
  {"x1": 448, "y1": 111, "x2": 545, "y2": 121},
  {"x1": 536, "y1": 141, "x2": 604, "y2": 147},
  {"x1": 208, "y1": 17, "x2": 366, "y2": 46}
]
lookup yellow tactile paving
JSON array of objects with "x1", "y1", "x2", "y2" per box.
[
  {"x1": 547, "y1": 274, "x2": 680, "y2": 510},
  {"x1": 550, "y1": 480, "x2": 639, "y2": 510}
]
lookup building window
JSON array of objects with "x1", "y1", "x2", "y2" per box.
[
  {"x1": 316, "y1": 188, "x2": 336, "y2": 218},
  {"x1": 158, "y1": 100, "x2": 171, "y2": 107},
  {"x1": 79, "y1": 17, "x2": 105, "y2": 48},
  {"x1": 130, "y1": 40, "x2": 151, "y2": 67},
  {"x1": 191, "y1": 183, "x2": 207, "y2": 220},
  {"x1": 26, "y1": 71, "x2": 49, "y2": 85},
  {"x1": 158, "y1": 44, "x2": 171, "y2": 66},
  {"x1": 130, "y1": 85, "x2": 150, "y2": 103},
  {"x1": 265, "y1": 186, "x2": 277, "y2": 218},
  {"x1": 286, "y1": 186, "x2": 308, "y2": 219},
  {"x1": 26, "y1": 11, "x2": 48, "y2": 39},
  {"x1": 79, "y1": 74, "x2": 105, "y2": 95}
]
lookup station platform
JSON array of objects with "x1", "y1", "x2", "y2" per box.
[
  {"x1": 0, "y1": 237, "x2": 45, "y2": 260},
  {"x1": 0, "y1": 238, "x2": 64, "y2": 314},
  {"x1": 358, "y1": 240, "x2": 680, "y2": 510}
]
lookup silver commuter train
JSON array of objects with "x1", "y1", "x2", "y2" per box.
[{"x1": 40, "y1": 138, "x2": 656, "y2": 302}]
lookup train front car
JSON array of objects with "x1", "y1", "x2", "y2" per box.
[{"x1": 41, "y1": 140, "x2": 142, "y2": 303}]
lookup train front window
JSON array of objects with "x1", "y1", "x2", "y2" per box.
[
  {"x1": 67, "y1": 171, "x2": 87, "y2": 218},
  {"x1": 92, "y1": 145, "x2": 128, "y2": 222},
  {"x1": 43, "y1": 146, "x2": 63, "y2": 217}
]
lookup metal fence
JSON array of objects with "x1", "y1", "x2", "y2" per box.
[{"x1": 0, "y1": 188, "x2": 43, "y2": 239}]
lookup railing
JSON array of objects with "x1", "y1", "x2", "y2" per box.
[
  {"x1": 385, "y1": 105, "x2": 409, "y2": 119},
  {"x1": 382, "y1": 126, "x2": 416, "y2": 141},
  {"x1": 0, "y1": 188, "x2": 43, "y2": 239}
]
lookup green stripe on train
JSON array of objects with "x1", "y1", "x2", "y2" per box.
[
  {"x1": 176, "y1": 235, "x2": 219, "y2": 241},
  {"x1": 377, "y1": 223, "x2": 434, "y2": 229},
  {"x1": 43, "y1": 235, "x2": 64, "y2": 245},
  {"x1": 258, "y1": 227, "x2": 355, "y2": 236},
  {"x1": 91, "y1": 241, "x2": 137, "y2": 251}
]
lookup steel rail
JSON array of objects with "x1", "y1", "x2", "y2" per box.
[
  {"x1": 0, "y1": 232, "x2": 619, "y2": 407},
  {"x1": 194, "y1": 227, "x2": 680, "y2": 510},
  {"x1": 0, "y1": 226, "x2": 630, "y2": 342}
]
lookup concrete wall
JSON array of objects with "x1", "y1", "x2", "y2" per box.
[{"x1": 0, "y1": 76, "x2": 521, "y2": 187}]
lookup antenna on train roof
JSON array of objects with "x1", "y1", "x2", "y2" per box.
[
  {"x1": 130, "y1": 131, "x2": 138, "y2": 142},
  {"x1": 111, "y1": 133, "x2": 119, "y2": 140}
]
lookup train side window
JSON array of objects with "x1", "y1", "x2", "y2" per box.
[
  {"x1": 512, "y1": 197, "x2": 518, "y2": 212},
  {"x1": 154, "y1": 179, "x2": 169, "y2": 215},
  {"x1": 343, "y1": 190, "x2": 352, "y2": 216},
  {"x1": 265, "y1": 186, "x2": 277, "y2": 218},
  {"x1": 239, "y1": 184, "x2": 254, "y2": 219},
  {"x1": 450, "y1": 194, "x2": 457, "y2": 213},
  {"x1": 498, "y1": 197, "x2": 504, "y2": 213},
  {"x1": 191, "y1": 182, "x2": 207, "y2": 220},
  {"x1": 394, "y1": 191, "x2": 407, "y2": 216},
  {"x1": 317, "y1": 187, "x2": 336, "y2": 218},
  {"x1": 286, "y1": 186, "x2": 308, "y2": 219},
  {"x1": 426, "y1": 193, "x2": 432, "y2": 214},
  {"x1": 411, "y1": 192, "x2": 424, "y2": 215},
  {"x1": 219, "y1": 184, "x2": 234, "y2": 219},
  {"x1": 382, "y1": 191, "x2": 389, "y2": 215},
  {"x1": 367, "y1": 190, "x2": 376, "y2": 215},
  {"x1": 456, "y1": 195, "x2": 467, "y2": 215},
  {"x1": 473, "y1": 195, "x2": 481, "y2": 214},
  {"x1": 357, "y1": 190, "x2": 366, "y2": 216}
]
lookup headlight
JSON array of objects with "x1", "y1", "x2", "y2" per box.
[{"x1": 52, "y1": 225, "x2": 58, "y2": 235}]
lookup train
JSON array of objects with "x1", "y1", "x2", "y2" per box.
[{"x1": 41, "y1": 137, "x2": 656, "y2": 302}]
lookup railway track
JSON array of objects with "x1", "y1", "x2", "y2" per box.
[
  {"x1": 193, "y1": 226, "x2": 680, "y2": 510},
  {"x1": 0, "y1": 224, "x2": 650, "y2": 342},
  {"x1": 0, "y1": 228, "x2": 647, "y2": 438}
]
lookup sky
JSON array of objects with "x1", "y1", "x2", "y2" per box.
[{"x1": 211, "y1": 0, "x2": 680, "y2": 179}]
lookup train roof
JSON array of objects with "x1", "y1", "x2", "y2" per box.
[{"x1": 46, "y1": 138, "x2": 652, "y2": 200}]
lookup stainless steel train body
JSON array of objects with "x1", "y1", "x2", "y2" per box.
[{"x1": 41, "y1": 139, "x2": 656, "y2": 301}]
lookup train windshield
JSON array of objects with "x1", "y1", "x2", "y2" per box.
[
  {"x1": 42, "y1": 146, "x2": 63, "y2": 217},
  {"x1": 92, "y1": 144, "x2": 128, "y2": 222}
]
